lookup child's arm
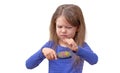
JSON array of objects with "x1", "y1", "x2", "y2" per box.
[
  {"x1": 25, "y1": 41, "x2": 54, "y2": 69},
  {"x1": 26, "y1": 49, "x2": 45, "y2": 69},
  {"x1": 76, "y1": 43, "x2": 98, "y2": 65}
]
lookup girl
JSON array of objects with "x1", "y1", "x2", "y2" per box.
[{"x1": 26, "y1": 4, "x2": 98, "y2": 73}]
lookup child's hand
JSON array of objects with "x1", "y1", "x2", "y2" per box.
[
  {"x1": 62, "y1": 38, "x2": 78, "y2": 52},
  {"x1": 42, "y1": 48, "x2": 57, "y2": 60}
]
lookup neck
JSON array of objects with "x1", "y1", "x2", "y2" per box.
[{"x1": 58, "y1": 40, "x2": 67, "y2": 47}]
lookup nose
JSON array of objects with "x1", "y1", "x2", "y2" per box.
[{"x1": 61, "y1": 27, "x2": 67, "y2": 33}]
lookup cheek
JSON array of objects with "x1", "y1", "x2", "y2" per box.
[
  {"x1": 56, "y1": 29, "x2": 59, "y2": 35},
  {"x1": 68, "y1": 30, "x2": 77, "y2": 38},
  {"x1": 70, "y1": 28, "x2": 78, "y2": 38}
]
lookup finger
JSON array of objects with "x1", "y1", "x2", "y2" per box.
[
  {"x1": 48, "y1": 54, "x2": 53, "y2": 60},
  {"x1": 72, "y1": 45, "x2": 78, "y2": 52},
  {"x1": 62, "y1": 39, "x2": 68, "y2": 45},
  {"x1": 52, "y1": 51, "x2": 57, "y2": 60},
  {"x1": 47, "y1": 54, "x2": 54, "y2": 60},
  {"x1": 64, "y1": 39, "x2": 74, "y2": 46},
  {"x1": 46, "y1": 50, "x2": 57, "y2": 60},
  {"x1": 46, "y1": 54, "x2": 51, "y2": 60},
  {"x1": 67, "y1": 40, "x2": 78, "y2": 51}
]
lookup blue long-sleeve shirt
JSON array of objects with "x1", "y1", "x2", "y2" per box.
[{"x1": 26, "y1": 41, "x2": 98, "y2": 73}]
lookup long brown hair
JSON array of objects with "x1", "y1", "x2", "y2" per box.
[{"x1": 49, "y1": 4, "x2": 86, "y2": 47}]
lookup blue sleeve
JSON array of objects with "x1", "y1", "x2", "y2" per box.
[
  {"x1": 25, "y1": 41, "x2": 54, "y2": 69},
  {"x1": 76, "y1": 43, "x2": 98, "y2": 65}
]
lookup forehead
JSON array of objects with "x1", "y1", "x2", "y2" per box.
[{"x1": 56, "y1": 16, "x2": 71, "y2": 26}]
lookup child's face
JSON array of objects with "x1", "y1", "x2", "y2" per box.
[{"x1": 56, "y1": 16, "x2": 77, "y2": 41}]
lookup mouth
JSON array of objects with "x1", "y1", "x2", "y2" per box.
[
  {"x1": 60, "y1": 35, "x2": 68, "y2": 37},
  {"x1": 60, "y1": 35, "x2": 69, "y2": 39}
]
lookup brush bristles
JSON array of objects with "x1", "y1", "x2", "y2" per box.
[{"x1": 57, "y1": 51, "x2": 71, "y2": 59}]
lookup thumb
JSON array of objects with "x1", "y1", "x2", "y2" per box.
[{"x1": 52, "y1": 50, "x2": 57, "y2": 60}]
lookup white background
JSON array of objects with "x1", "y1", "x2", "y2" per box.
[{"x1": 0, "y1": 0, "x2": 120, "y2": 73}]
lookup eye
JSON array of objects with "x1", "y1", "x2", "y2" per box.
[
  {"x1": 57, "y1": 25, "x2": 62, "y2": 28},
  {"x1": 66, "y1": 26, "x2": 72, "y2": 29}
]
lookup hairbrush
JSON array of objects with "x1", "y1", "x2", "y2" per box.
[{"x1": 57, "y1": 51, "x2": 71, "y2": 59}]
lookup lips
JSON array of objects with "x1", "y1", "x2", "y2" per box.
[{"x1": 60, "y1": 35, "x2": 68, "y2": 38}]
